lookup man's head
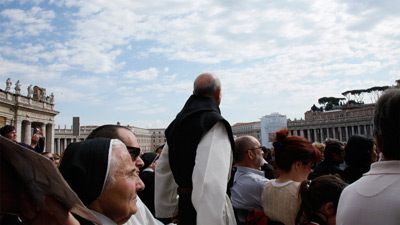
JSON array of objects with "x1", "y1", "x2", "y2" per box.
[
  {"x1": 59, "y1": 138, "x2": 144, "y2": 225},
  {"x1": 234, "y1": 136, "x2": 265, "y2": 169},
  {"x1": 154, "y1": 143, "x2": 164, "y2": 155},
  {"x1": 323, "y1": 140, "x2": 345, "y2": 164},
  {"x1": 41, "y1": 152, "x2": 57, "y2": 166},
  {"x1": 0, "y1": 125, "x2": 17, "y2": 142},
  {"x1": 193, "y1": 73, "x2": 221, "y2": 105},
  {"x1": 140, "y1": 152, "x2": 159, "y2": 171},
  {"x1": 87, "y1": 125, "x2": 144, "y2": 168},
  {"x1": 373, "y1": 88, "x2": 400, "y2": 160}
]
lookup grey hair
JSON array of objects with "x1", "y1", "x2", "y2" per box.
[
  {"x1": 103, "y1": 139, "x2": 126, "y2": 190},
  {"x1": 193, "y1": 73, "x2": 221, "y2": 96}
]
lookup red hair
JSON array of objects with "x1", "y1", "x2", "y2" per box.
[{"x1": 273, "y1": 128, "x2": 321, "y2": 171}]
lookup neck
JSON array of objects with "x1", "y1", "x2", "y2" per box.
[
  {"x1": 275, "y1": 169, "x2": 300, "y2": 183},
  {"x1": 237, "y1": 161, "x2": 259, "y2": 170}
]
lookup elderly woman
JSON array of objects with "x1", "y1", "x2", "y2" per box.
[
  {"x1": 59, "y1": 138, "x2": 144, "y2": 225},
  {"x1": 262, "y1": 128, "x2": 321, "y2": 225}
]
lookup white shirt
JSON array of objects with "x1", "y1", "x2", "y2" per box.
[
  {"x1": 155, "y1": 122, "x2": 236, "y2": 225},
  {"x1": 337, "y1": 161, "x2": 400, "y2": 225}
]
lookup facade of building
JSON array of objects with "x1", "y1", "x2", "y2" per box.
[
  {"x1": 0, "y1": 79, "x2": 58, "y2": 152},
  {"x1": 261, "y1": 113, "x2": 288, "y2": 148},
  {"x1": 149, "y1": 128, "x2": 167, "y2": 151},
  {"x1": 232, "y1": 121, "x2": 261, "y2": 143},
  {"x1": 288, "y1": 104, "x2": 374, "y2": 143},
  {"x1": 54, "y1": 124, "x2": 157, "y2": 155}
]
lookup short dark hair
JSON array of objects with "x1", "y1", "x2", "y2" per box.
[
  {"x1": 345, "y1": 134, "x2": 375, "y2": 167},
  {"x1": 234, "y1": 136, "x2": 256, "y2": 162},
  {"x1": 373, "y1": 88, "x2": 400, "y2": 160},
  {"x1": 323, "y1": 140, "x2": 344, "y2": 162},
  {"x1": 0, "y1": 125, "x2": 15, "y2": 137},
  {"x1": 273, "y1": 128, "x2": 321, "y2": 171},
  {"x1": 86, "y1": 124, "x2": 130, "y2": 140}
]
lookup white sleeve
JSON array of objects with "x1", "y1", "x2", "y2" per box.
[
  {"x1": 154, "y1": 142, "x2": 179, "y2": 218},
  {"x1": 191, "y1": 121, "x2": 233, "y2": 225}
]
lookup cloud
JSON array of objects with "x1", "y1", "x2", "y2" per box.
[
  {"x1": 0, "y1": 6, "x2": 55, "y2": 38},
  {"x1": 124, "y1": 67, "x2": 159, "y2": 83}
]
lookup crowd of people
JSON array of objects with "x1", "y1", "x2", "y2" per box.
[{"x1": 0, "y1": 73, "x2": 399, "y2": 225}]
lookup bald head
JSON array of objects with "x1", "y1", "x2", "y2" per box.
[
  {"x1": 235, "y1": 136, "x2": 258, "y2": 162},
  {"x1": 193, "y1": 73, "x2": 221, "y2": 103}
]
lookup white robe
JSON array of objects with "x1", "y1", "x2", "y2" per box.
[{"x1": 155, "y1": 122, "x2": 236, "y2": 225}]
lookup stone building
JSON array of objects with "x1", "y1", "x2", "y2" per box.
[
  {"x1": 232, "y1": 121, "x2": 261, "y2": 143},
  {"x1": 288, "y1": 104, "x2": 374, "y2": 143},
  {"x1": 0, "y1": 79, "x2": 59, "y2": 152},
  {"x1": 261, "y1": 113, "x2": 288, "y2": 148},
  {"x1": 149, "y1": 128, "x2": 166, "y2": 151},
  {"x1": 54, "y1": 124, "x2": 155, "y2": 155}
]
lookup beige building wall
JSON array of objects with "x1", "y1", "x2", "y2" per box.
[{"x1": 232, "y1": 121, "x2": 261, "y2": 143}]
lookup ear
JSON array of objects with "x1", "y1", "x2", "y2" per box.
[
  {"x1": 215, "y1": 88, "x2": 221, "y2": 105},
  {"x1": 323, "y1": 202, "x2": 336, "y2": 216},
  {"x1": 374, "y1": 135, "x2": 382, "y2": 154},
  {"x1": 247, "y1": 150, "x2": 254, "y2": 159}
]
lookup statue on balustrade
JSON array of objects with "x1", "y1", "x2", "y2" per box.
[
  {"x1": 15, "y1": 80, "x2": 21, "y2": 95},
  {"x1": 5, "y1": 78, "x2": 12, "y2": 92}
]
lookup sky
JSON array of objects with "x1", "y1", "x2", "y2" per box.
[{"x1": 0, "y1": 0, "x2": 399, "y2": 129}]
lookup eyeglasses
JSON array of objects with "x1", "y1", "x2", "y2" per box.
[
  {"x1": 49, "y1": 157, "x2": 55, "y2": 161},
  {"x1": 127, "y1": 146, "x2": 142, "y2": 161},
  {"x1": 302, "y1": 161, "x2": 315, "y2": 168},
  {"x1": 249, "y1": 146, "x2": 262, "y2": 151}
]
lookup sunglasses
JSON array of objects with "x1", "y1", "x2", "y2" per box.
[{"x1": 127, "y1": 146, "x2": 142, "y2": 161}]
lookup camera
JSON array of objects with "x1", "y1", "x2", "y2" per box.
[{"x1": 35, "y1": 128, "x2": 40, "y2": 134}]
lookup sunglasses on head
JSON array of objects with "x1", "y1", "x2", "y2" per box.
[{"x1": 126, "y1": 146, "x2": 142, "y2": 161}]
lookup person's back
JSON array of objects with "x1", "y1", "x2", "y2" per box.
[
  {"x1": 337, "y1": 88, "x2": 400, "y2": 224},
  {"x1": 155, "y1": 73, "x2": 236, "y2": 225}
]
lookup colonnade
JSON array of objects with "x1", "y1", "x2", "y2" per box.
[{"x1": 290, "y1": 123, "x2": 373, "y2": 143}]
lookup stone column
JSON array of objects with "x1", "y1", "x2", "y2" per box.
[
  {"x1": 23, "y1": 121, "x2": 31, "y2": 144},
  {"x1": 363, "y1": 125, "x2": 367, "y2": 135},
  {"x1": 56, "y1": 138, "x2": 61, "y2": 155},
  {"x1": 300, "y1": 129, "x2": 304, "y2": 138},
  {"x1": 339, "y1": 127, "x2": 343, "y2": 142},
  {"x1": 15, "y1": 120, "x2": 23, "y2": 143},
  {"x1": 46, "y1": 123, "x2": 54, "y2": 153},
  {"x1": 345, "y1": 126, "x2": 349, "y2": 142},
  {"x1": 313, "y1": 129, "x2": 317, "y2": 142},
  {"x1": 307, "y1": 129, "x2": 311, "y2": 141}
]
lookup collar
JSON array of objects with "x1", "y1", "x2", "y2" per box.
[
  {"x1": 365, "y1": 161, "x2": 400, "y2": 176},
  {"x1": 236, "y1": 166, "x2": 265, "y2": 176}
]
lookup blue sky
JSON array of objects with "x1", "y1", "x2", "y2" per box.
[{"x1": 1, "y1": 0, "x2": 399, "y2": 128}]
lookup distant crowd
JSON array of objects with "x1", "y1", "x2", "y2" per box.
[{"x1": 0, "y1": 73, "x2": 399, "y2": 225}]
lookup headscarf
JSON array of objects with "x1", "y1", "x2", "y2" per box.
[{"x1": 59, "y1": 138, "x2": 113, "y2": 206}]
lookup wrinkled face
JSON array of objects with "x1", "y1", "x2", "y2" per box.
[
  {"x1": 117, "y1": 128, "x2": 145, "y2": 168},
  {"x1": 6, "y1": 130, "x2": 17, "y2": 142},
  {"x1": 96, "y1": 146, "x2": 144, "y2": 225}
]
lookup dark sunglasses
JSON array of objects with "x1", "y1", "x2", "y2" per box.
[{"x1": 127, "y1": 146, "x2": 142, "y2": 161}]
